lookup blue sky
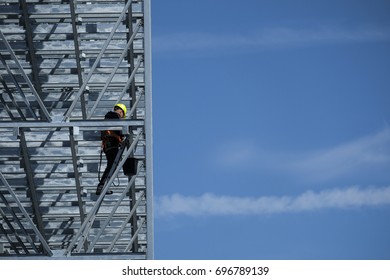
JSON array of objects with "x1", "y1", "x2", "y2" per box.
[{"x1": 151, "y1": 0, "x2": 390, "y2": 260}]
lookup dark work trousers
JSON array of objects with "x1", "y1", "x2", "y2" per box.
[{"x1": 99, "y1": 147, "x2": 121, "y2": 186}]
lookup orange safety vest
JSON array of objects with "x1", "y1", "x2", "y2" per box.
[{"x1": 101, "y1": 130, "x2": 123, "y2": 152}]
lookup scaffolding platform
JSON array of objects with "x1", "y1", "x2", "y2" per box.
[{"x1": 0, "y1": 0, "x2": 153, "y2": 259}]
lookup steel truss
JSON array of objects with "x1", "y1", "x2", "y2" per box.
[{"x1": 0, "y1": 0, "x2": 153, "y2": 259}]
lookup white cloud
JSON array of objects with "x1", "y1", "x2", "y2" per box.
[
  {"x1": 213, "y1": 127, "x2": 390, "y2": 182},
  {"x1": 287, "y1": 127, "x2": 390, "y2": 181},
  {"x1": 213, "y1": 139, "x2": 259, "y2": 167},
  {"x1": 153, "y1": 25, "x2": 390, "y2": 53},
  {"x1": 155, "y1": 186, "x2": 390, "y2": 217}
]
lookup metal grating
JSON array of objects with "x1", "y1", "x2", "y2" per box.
[{"x1": 0, "y1": 0, "x2": 153, "y2": 259}]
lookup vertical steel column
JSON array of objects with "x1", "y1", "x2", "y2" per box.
[
  {"x1": 19, "y1": 129, "x2": 46, "y2": 243},
  {"x1": 126, "y1": 0, "x2": 137, "y2": 118},
  {"x1": 69, "y1": 127, "x2": 88, "y2": 251},
  {"x1": 69, "y1": 0, "x2": 87, "y2": 119},
  {"x1": 19, "y1": 0, "x2": 44, "y2": 101},
  {"x1": 129, "y1": 180, "x2": 139, "y2": 252},
  {"x1": 69, "y1": 127, "x2": 85, "y2": 219},
  {"x1": 143, "y1": 0, "x2": 154, "y2": 260}
]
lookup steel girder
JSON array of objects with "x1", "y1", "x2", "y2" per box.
[{"x1": 0, "y1": 0, "x2": 153, "y2": 259}]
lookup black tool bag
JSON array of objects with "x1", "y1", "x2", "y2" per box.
[{"x1": 123, "y1": 157, "x2": 137, "y2": 176}]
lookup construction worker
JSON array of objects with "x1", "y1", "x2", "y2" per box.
[{"x1": 96, "y1": 103, "x2": 127, "y2": 195}]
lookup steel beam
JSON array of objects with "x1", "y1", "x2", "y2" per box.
[
  {"x1": 65, "y1": 129, "x2": 143, "y2": 255},
  {"x1": 0, "y1": 172, "x2": 52, "y2": 256},
  {"x1": 86, "y1": 165, "x2": 143, "y2": 252},
  {"x1": 69, "y1": 0, "x2": 87, "y2": 119},
  {"x1": 87, "y1": 20, "x2": 143, "y2": 119},
  {"x1": 125, "y1": 217, "x2": 145, "y2": 252},
  {"x1": 0, "y1": 30, "x2": 52, "y2": 121},
  {"x1": 69, "y1": 127, "x2": 88, "y2": 251},
  {"x1": 0, "y1": 0, "x2": 152, "y2": 259},
  {"x1": 114, "y1": 56, "x2": 143, "y2": 104},
  {"x1": 19, "y1": 0, "x2": 44, "y2": 107},
  {"x1": 19, "y1": 129, "x2": 47, "y2": 249},
  {"x1": 126, "y1": 0, "x2": 137, "y2": 119},
  {"x1": 143, "y1": 0, "x2": 154, "y2": 260},
  {"x1": 62, "y1": 0, "x2": 134, "y2": 122},
  {"x1": 0, "y1": 201, "x2": 31, "y2": 254},
  {"x1": 0, "y1": 119, "x2": 144, "y2": 129},
  {"x1": 107, "y1": 190, "x2": 145, "y2": 253},
  {"x1": 0, "y1": 53, "x2": 38, "y2": 119}
]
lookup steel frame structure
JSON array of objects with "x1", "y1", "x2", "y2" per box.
[{"x1": 0, "y1": 0, "x2": 153, "y2": 259}]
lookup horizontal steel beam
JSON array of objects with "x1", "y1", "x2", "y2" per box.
[
  {"x1": 0, "y1": 119, "x2": 144, "y2": 129},
  {"x1": 0, "y1": 252, "x2": 147, "y2": 260}
]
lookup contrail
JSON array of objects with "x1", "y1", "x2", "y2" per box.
[{"x1": 155, "y1": 186, "x2": 390, "y2": 217}]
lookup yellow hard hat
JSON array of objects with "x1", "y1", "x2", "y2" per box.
[{"x1": 114, "y1": 103, "x2": 127, "y2": 118}]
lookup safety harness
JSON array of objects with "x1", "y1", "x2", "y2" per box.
[
  {"x1": 98, "y1": 130, "x2": 123, "y2": 186},
  {"x1": 101, "y1": 130, "x2": 123, "y2": 152}
]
